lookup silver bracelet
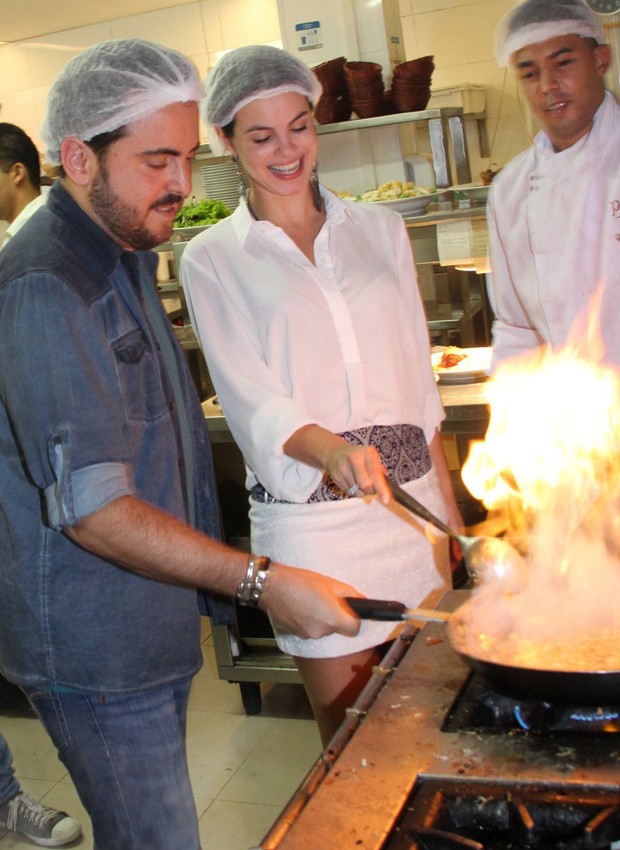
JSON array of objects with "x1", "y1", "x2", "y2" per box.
[{"x1": 236, "y1": 555, "x2": 271, "y2": 607}]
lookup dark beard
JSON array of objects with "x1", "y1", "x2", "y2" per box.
[{"x1": 89, "y1": 162, "x2": 182, "y2": 251}]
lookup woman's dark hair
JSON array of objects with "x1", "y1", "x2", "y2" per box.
[
  {"x1": 0, "y1": 123, "x2": 41, "y2": 190},
  {"x1": 220, "y1": 120, "x2": 235, "y2": 141}
]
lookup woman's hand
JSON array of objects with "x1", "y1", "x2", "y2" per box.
[
  {"x1": 283, "y1": 424, "x2": 391, "y2": 503},
  {"x1": 323, "y1": 441, "x2": 391, "y2": 504}
]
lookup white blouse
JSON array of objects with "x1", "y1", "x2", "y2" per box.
[{"x1": 181, "y1": 188, "x2": 443, "y2": 503}]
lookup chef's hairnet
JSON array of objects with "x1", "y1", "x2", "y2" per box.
[
  {"x1": 41, "y1": 38, "x2": 204, "y2": 165},
  {"x1": 494, "y1": 0, "x2": 605, "y2": 67},
  {"x1": 202, "y1": 45, "x2": 322, "y2": 155}
]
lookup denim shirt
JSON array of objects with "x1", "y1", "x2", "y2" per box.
[{"x1": 0, "y1": 182, "x2": 232, "y2": 694}]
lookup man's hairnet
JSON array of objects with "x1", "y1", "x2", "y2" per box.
[
  {"x1": 202, "y1": 45, "x2": 322, "y2": 155},
  {"x1": 494, "y1": 0, "x2": 605, "y2": 67},
  {"x1": 41, "y1": 38, "x2": 204, "y2": 165}
]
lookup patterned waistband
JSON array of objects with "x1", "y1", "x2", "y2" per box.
[{"x1": 251, "y1": 423, "x2": 431, "y2": 505}]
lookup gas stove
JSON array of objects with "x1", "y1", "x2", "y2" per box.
[{"x1": 258, "y1": 590, "x2": 620, "y2": 850}]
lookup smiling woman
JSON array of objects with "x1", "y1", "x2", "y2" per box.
[{"x1": 180, "y1": 44, "x2": 463, "y2": 748}]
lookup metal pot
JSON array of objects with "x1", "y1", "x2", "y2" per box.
[{"x1": 347, "y1": 597, "x2": 620, "y2": 705}]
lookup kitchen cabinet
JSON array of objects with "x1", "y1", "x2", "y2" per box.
[{"x1": 405, "y1": 206, "x2": 492, "y2": 347}]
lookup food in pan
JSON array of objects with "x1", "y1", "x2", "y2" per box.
[
  {"x1": 460, "y1": 628, "x2": 620, "y2": 672},
  {"x1": 438, "y1": 347, "x2": 468, "y2": 369}
]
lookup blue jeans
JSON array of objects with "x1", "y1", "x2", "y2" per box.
[
  {"x1": 0, "y1": 734, "x2": 20, "y2": 807},
  {"x1": 23, "y1": 678, "x2": 200, "y2": 850}
]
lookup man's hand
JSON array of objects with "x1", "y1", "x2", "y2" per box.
[{"x1": 260, "y1": 564, "x2": 362, "y2": 640}]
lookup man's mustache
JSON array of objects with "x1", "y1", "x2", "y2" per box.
[{"x1": 151, "y1": 194, "x2": 184, "y2": 209}]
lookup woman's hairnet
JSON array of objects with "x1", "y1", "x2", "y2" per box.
[
  {"x1": 494, "y1": 0, "x2": 605, "y2": 67},
  {"x1": 202, "y1": 45, "x2": 322, "y2": 155},
  {"x1": 41, "y1": 38, "x2": 204, "y2": 165}
]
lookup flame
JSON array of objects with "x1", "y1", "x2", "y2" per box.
[
  {"x1": 456, "y1": 293, "x2": 620, "y2": 663},
  {"x1": 463, "y1": 345, "x2": 620, "y2": 519},
  {"x1": 462, "y1": 304, "x2": 620, "y2": 590}
]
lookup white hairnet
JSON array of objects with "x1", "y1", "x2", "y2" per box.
[
  {"x1": 202, "y1": 45, "x2": 322, "y2": 156},
  {"x1": 495, "y1": 0, "x2": 605, "y2": 67},
  {"x1": 41, "y1": 38, "x2": 204, "y2": 165}
]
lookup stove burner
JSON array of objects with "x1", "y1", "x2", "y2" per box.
[
  {"x1": 443, "y1": 674, "x2": 620, "y2": 734},
  {"x1": 386, "y1": 780, "x2": 620, "y2": 850}
]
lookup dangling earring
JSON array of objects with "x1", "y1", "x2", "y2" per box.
[
  {"x1": 232, "y1": 154, "x2": 248, "y2": 203},
  {"x1": 310, "y1": 163, "x2": 324, "y2": 213}
]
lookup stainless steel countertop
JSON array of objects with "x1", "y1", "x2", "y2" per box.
[
  {"x1": 258, "y1": 589, "x2": 620, "y2": 850},
  {"x1": 202, "y1": 381, "x2": 489, "y2": 442}
]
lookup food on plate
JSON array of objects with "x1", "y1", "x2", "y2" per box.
[
  {"x1": 356, "y1": 180, "x2": 434, "y2": 203},
  {"x1": 173, "y1": 197, "x2": 232, "y2": 228},
  {"x1": 438, "y1": 347, "x2": 468, "y2": 369}
]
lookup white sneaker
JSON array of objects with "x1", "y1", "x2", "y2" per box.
[{"x1": 0, "y1": 791, "x2": 82, "y2": 847}]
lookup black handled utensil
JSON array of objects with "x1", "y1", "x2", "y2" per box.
[{"x1": 345, "y1": 597, "x2": 451, "y2": 623}]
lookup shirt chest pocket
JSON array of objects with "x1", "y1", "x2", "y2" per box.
[{"x1": 112, "y1": 328, "x2": 168, "y2": 423}]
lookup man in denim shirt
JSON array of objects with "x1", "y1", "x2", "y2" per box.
[{"x1": 0, "y1": 39, "x2": 360, "y2": 850}]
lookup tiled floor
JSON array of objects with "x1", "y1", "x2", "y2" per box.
[{"x1": 0, "y1": 619, "x2": 320, "y2": 850}]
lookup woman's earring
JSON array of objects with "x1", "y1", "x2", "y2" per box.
[
  {"x1": 232, "y1": 154, "x2": 248, "y2": 203},
  {"x1": 310, "y1": 163, "x2": 324, "y2": 213}
]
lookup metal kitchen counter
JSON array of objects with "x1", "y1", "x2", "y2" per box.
[
  {"x1": 257, "y1": 589, "x2": 620, "y2": 850},
  {"x1": 202, "y1": 381, "x2": 490, "y2": 443}
]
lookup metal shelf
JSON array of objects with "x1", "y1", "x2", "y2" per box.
[
  {"x1": 314, "y1": 106, "x2": 464, "y2": 135},
  {"x1": 315, "y1": 106, "x2": 471, "y2": 186}
]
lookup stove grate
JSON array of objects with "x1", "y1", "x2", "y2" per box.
[
  {"x1": 443, "y1": 674, "x2": 620, "y2": 735},
  {"x1": 385, "y1": 780, "x2": 620, "y2": 850}
]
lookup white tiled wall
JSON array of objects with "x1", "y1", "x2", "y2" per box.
[
  {"x1": 398, "y1": 0, "x2": 532, "y2": 175},
  {"x1": 0, "y1": 0, "x2": 283, "y2": 152},
  {"x1": 0, "y1": 0, "x2": 532, "y2": 176}
]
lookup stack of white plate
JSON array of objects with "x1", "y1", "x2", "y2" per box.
[{"x1": 200, "y1": 160, "x2": 240, "y2": 213}]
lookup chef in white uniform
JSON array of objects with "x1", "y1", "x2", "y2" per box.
[
  {"x1": 486, "y1": 0, "x2": 620, "y2": 368},
  {"x1": 0, "y1": 123, "x2": 46, "y2": 250}
]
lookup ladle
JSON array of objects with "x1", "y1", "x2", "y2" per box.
[{"x1": 387, "y1": 478, "x2": 528, "y2": 594}]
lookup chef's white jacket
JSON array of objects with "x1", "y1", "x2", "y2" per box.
[
  {"x1": 0, "y1": 192, "x2": 46, "y2": 249},
  {"x1": 180, "y1": 188, "x2": 443, "y2": 503},
  {"x1": 486, "y1": 91, "x2": 620, "y2": 368}
]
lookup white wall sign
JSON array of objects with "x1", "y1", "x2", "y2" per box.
[{"x1": 295, "y1": 21, "x2": 322, "y2": 51}]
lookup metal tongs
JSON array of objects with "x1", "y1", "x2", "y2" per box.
[{"x1": 387, "y1": 478, "x2": 528, "y2": 594}]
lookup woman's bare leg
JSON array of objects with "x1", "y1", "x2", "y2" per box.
[{"x1": 294, "y1": 644, "x2": 389, "y2": 748}]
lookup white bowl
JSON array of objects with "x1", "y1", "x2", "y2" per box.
[
  {"x1": 448, "y1": 183, "x2": 490, "y2": 203},
  {"x1": 367, "y1": 194, "x2": 435, "y2": 216}
]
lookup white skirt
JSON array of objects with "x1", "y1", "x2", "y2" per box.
[{"x1": 249, "y1": 467, "x2": 451, "y2": 658}]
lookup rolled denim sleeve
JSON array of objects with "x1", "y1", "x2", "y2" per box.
[{"x1": 45, "y1": 452, "x2": 136, "y2": 529}]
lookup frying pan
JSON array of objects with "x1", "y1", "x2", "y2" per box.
[{"x1": 346, "y1": 597, "x2": 620, "y2": 705}]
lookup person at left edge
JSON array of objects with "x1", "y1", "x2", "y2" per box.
[
  {"x1": 0, "y1": 121, "x2": 82, "y2": 848},
  {"x1": 0, "y1": 122, "x2": 46, "y2": 248},
  {"x1": 0, "y1": 38, "x2": 362, "y2": 850}
]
